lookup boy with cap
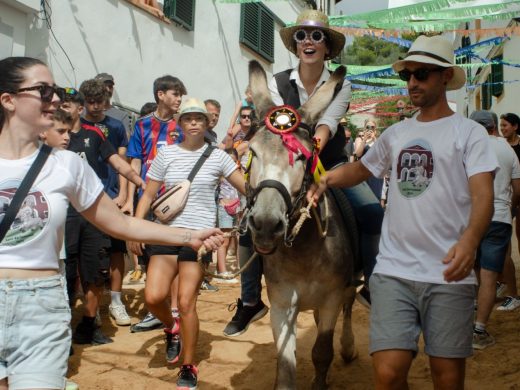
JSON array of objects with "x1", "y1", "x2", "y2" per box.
[
  {"x1": 470, "y1": 110, "x2": 520, "y2": 350},
  {"x1": 95, "y1": 72, "x2": 131, "y2": 136},
  {"x1": 308, "y1": 35, "x2": 497, "y2": 388},
  {"x1": 80, "y1": 78, "x2": 133, "y2": 326}
]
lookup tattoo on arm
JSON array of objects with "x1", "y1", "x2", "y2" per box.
[{"x1": 182, "y1": 231, "x2": 191, "y2": 243}]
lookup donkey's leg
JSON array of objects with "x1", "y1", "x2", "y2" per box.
[
  {"x1": 270, "y1": 298, "x2": 299, "y2": 390},
  {"x1": 311, "y1": 295, "x2": 343, "y2": 390},
  {"x1": 340, "y1": 286, "x2": 358, "y2": 363}
]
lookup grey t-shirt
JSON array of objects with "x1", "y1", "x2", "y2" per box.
[{"x1": 106, "y1": 106, "x2": 131, "y2": 136}]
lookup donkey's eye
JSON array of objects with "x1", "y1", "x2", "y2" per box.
[{"x1": 296, "y1": 153, "x2": 306, "y2": 162}]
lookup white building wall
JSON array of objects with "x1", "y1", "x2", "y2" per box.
[
  {"x1": 0, "y1": 0, "x2": 39, "y2": 57},
  {"x1": 22, "y1": 0, "x2": 305, "y2": 138},
  {"x1": 455, "y1": 19, "x2": 520, "y2": 119}
]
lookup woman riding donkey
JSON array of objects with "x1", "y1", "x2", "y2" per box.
[{"x1": 224, "y1": 9, "x2": 384, "y2": 337}]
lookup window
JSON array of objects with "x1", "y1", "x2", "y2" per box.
[
  {"x1": 164, "y1": 0, "x2": 195, "y2": 31},
  {"x1": 240, "y1": 3, "x2": 275, "y2": 63},
  {"x1": 491, "y1": 55, "x2": 504, "y2": 97},
  {"x1": 481, "y1": 74, "x2": 492, "y2": 110}
]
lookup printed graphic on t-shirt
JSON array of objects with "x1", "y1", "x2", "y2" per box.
[
  {"x1": 396, "y1": 139, "x2": 434, "y2": 198},
  {"x1": 0, "y1": 181, "x2": 48, "y2": 246},
  {"x1": 97, "y1": 123, "x2": 110, "y2": 138}
]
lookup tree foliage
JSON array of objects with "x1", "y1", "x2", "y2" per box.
[{"x1": 342, "y1": 35, "x2": 409, "y2": 65}]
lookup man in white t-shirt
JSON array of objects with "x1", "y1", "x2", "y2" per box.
[
  {"x1": 308, "y1": 35, "x2": 498, "y2": 388},
  {"x1": 470, "y1": 110, "x2": 520, "y2": 350}
]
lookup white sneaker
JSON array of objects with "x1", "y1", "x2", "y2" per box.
[
  {"x1": 496, "y1": 296, "x2": 520, "y2": 311},
  {"x1": 216, "y1": 272, "x2": 239, "y2": 284},
  {"x1": 109, "y1": 303, "x2": 131, "y2": 326}
]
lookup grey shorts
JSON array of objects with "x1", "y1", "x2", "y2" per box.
[
  {"x1": 369, "y1": 273, "x2": 475, "y2": 358},
  {"x1": 0, "y1": 275, "x2": 70, "y2": 389}
]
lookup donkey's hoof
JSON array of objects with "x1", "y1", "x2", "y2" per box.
[
  {"x1": 341, "y1": 347, "x2": 358, "y2": 363},
  {"x1": 311, "y1": 378, "x2": 328, "y2": 390}
]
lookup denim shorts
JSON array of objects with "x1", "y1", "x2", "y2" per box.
[
  {"x1": 217, "y1": 204, "x2": 236, "y2": 229},
  {"x1": 0, "y1": 274, "x2": 71, "y2": 389},
  {"x1": 369, "y1": 273, "x2": 475, "y2": 358},
  {"x1": 476, "y1": 221, "x2": 512, "y2": 273}
]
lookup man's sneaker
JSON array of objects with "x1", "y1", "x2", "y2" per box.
[
  {"x1": 496, "y1": 282, "x2": 507, "y2": 298},
  {"x1": 496, "y1": 296, "x2": 520, "y2": 311},
  {"x1": 216, "y1": 272, "x2": 238, "y2": 284},
  {"x1": 73, "y1": 322, "x2": 113, "y2": 345},
  {"x1": 497, "y1": 295, "x2": 520, "y2": 311},
  {"x1": 165, "y1": 328, "x2": 182, "y2": 364},
  {"x1": 130, "y1": 312, "x2": 163, "y2": 333},
  {"x1": 200, "y1": 279, "x2": 219, "y2": 292},
  {"x1": 65, "y1": 380, "x2": 79, "y2": 390},
  {"x1": 177, "y1": 364, "x2": 198, "y2": 390},
  {"x1": 473, "y1": 330, "x2": 495, "y2": 350},
  {"x1": 223, "y1": 298, "x2": 269, "y2": 337},
  {"x1": 356, "y1": 286, "x2": 371, "y2": 308},
  {"x1": 109, "y1": 303, "x2": 131, "y2": 326}
]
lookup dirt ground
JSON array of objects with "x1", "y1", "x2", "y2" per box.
[{"x1": 68, "y1": 250, "x2": 520, "y2": 390}]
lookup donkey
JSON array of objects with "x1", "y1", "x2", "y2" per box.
[{"x1": 244, "y1": 60, "x2": 358, "y2": 389}]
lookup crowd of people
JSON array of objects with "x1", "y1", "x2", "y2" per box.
[{"x1": 1, "y1": 7, "x2": 520, "y2": 390}]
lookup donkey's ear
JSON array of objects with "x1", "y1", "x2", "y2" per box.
[
  {"x1": 249, "y1": 60, "x2": 275, "y2": 120},
  {"x1": 298, "y1": 65, "x2": 347, "y2": 125}
]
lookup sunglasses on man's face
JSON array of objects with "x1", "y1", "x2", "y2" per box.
[
  {"x1": 398, "y1": 67, "x2": 445, "y2": 82},
  {"x1": 241, "y1": 114, "x2": 251, "y2": 119},
  {"x1": 15, "y1": 85, "x2": 66, "y2": 102},
  {"x1": 293, "y1": 29, "x2": 326, "y2": 45}
]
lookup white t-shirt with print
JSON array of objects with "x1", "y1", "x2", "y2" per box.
[
  {"x1": 489, "y1": 136, "x2": 520, "y2": 225},
  {"x1": 0, "y1": 147, "x2": 103, "y2": 270},
  {"x1": 362, "y1": 112, "x2": 498, "y2": 285},
  {"x1": 147, "y1": 144, "x2": 237, "y2": 229}
]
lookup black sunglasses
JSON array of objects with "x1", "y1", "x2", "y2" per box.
[
  {"x1": 15, "y1": 85, "x2": 66, "y2": 102},
  {"x1": 241, "y1": 114, "x2": 252, "y2": 119},
  {"x1": 398, "y1": 67, "x2": 445, "y2": 82}
]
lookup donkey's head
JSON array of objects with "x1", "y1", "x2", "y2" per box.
[{"x1": 244, "y1": 60, "x2": 346, "y2": 254}]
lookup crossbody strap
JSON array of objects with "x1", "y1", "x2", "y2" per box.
[
  {"x1": 0, "y1": 144, "x2": 52, "y2": 243},
  {"x1": 187, "y1": 145, "x2": 215, "y2": 182}
]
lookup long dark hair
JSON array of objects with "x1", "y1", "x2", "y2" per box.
[
  {"x1": 0, "y1": 57, "x2": 46, "y2": 129},
  {"x1": 501, "y1": 113, "x2": 520, "y2": 134}
]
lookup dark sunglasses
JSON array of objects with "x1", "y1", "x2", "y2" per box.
[
  {"x1": 293, "y1": 29, "x2": 326, "y2": 45},
  {"x1": 365, "y1": 125, "x2": 376, "y2": 130},
  {"x1": 241, "y1": 114, "x2": 252, "y2": 119},
  {"x1": 15, "y1": 85, "x2": 65, "y2": 102},
  {"x1": 398, "y1": 67, "x2": 445, "y2": 82}
]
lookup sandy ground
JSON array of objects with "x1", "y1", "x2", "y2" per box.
[{"x1": 68, "y1": 251, "x2": 520, "y2": 390}]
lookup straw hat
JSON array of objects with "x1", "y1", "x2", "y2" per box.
[
  {"x1": 175, "y1": 97, "x2": 212, "y2": 123},
  {"x1": 392, "y1": 35, "x2": 466, "y2": 91},
  {"x1": 280, "y1": 9, "x2": 346, "y2": 60}
]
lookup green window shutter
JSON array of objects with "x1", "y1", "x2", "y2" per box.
[
  {"x1": 491, "y1": 55, "x2": 504, "y2": 97},
  {"x1": 164, "y1": 0, "x2": 195, "y2": 31},
  {"x1": 482, "y1": 74, "x2": 492, "y2": 110},
  {"x1": 240, "y1": 3, "x2": 275, "y2": 63}
]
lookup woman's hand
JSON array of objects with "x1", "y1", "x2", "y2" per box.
[
  {"x1": 129, "y1": 241, "x2": 145, "y2": 256},
  {"x1": 189, "y1": 228, "x2": 225, "y2": 251}
]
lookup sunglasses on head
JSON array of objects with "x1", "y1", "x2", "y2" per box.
[
  {"x1": 398, "y1": 67, "x2": 445, "y2": 82},
  {"x1": 15, "y1": 85, "x2": 66, "y2": 102},
  {"x1": 293, "y1": 29, "x2": 326, "y2": 45},
  {"x1": 241, "y1": 114, "x2": 251, "y2": 119}
]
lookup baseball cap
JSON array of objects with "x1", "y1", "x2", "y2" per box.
[{"x1": 95, "y1": 73, "x2": 114, "y2": 84}]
